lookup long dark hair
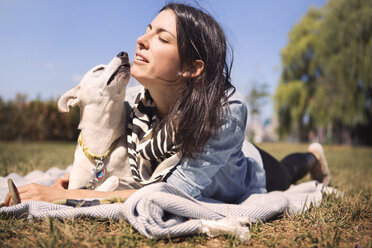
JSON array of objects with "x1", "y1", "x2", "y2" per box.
[{"x1": 158, "y1": 3, "x2": 235, "y2": 158}]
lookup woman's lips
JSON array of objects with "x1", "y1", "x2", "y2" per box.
[{"x1": 134, "y1": 53, "x2": 149, "y2": 64}]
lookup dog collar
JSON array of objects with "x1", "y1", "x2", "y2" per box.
[{"x1": 78, "y1": 133, "x2": 121, "y2": 162}]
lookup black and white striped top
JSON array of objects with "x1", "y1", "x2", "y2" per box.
[{"x1": 127, "y1": 88, "x2": 179, "y2": 186}]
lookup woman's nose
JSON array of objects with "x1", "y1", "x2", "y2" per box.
[{"x1": 137, "y1": 33, "x2": 150, "y2": 49}]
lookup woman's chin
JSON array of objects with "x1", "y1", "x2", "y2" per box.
[
  {"x1": 130, "y1": 67, "x2": 145, "y2": 80},
  {"x1": 130, "y1": 72, "x2": 150, "y2": 87},
  {"x1": 131, "y1": 67, "x2": 156, "y2": 83}
]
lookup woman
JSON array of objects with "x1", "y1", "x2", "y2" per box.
[{"x1": 4, "y1": 3, "x2": 330, "y2": 205}]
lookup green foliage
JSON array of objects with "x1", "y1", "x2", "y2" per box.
[
  {"x1": 275, "y1": 81, "x2": 308, "y2": 137},
  {"x1": 275, "y1": 0, "x2": 372, "y2": 144},
  {"x1": 311, "y1": 0, "x2": 372, "y2": 126},
  {"x1": 275, "y1": 7, "x2": 322, "y2": 140},
  {"x1": 280, "y1": 7, "x2": 322, "y2": 83},
  {"x1": 0, "y1": 94, "x2": 79, "y2": 141}
]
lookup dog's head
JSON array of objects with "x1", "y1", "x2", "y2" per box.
[{"x1": 58, "y1": 52, "x2": 130, "y2": 112}]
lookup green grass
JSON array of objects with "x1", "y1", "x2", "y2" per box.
[
  {"x1": 0, "y1": 141, "x2": 76, "y2": 177},
  {"x1": 0, "y1": 141, "x2": 371, "y2": 247}
]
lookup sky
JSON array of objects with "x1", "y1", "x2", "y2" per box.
[{"x1": 0, "y1": 0, "x2": 327, "y2": 121}]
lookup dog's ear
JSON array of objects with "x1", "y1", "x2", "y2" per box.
[{"x1": 58, "y1": 87, "x2": 80, "y2": 113}]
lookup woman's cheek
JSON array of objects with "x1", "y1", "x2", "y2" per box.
[{"x1": 157, "y1": 54, "x2": 181, "y2": 77}]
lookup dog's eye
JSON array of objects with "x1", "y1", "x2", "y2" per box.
[{"x1": 93, "y1": 67, "x2": 104, "y2": 73}]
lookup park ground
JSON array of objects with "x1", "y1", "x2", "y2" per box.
[{"x1": 0, "y1": 141, "x2": 371, "y2": 247}]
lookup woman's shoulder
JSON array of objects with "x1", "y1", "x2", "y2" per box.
[{"x1": 224, "y1": 89, "x2": 248, "y2": 127}]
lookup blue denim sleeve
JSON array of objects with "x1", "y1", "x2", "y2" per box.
[{"x1": 165, "y1": 100, "x2": 248, "y2": 199}]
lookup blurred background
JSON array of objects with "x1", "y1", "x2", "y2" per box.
[{"x1": 0, "y1": 0, "x2": 371, "y2": 146}]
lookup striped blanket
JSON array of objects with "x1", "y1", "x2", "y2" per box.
[{"x1": 0, "y1": 167, "x2": 339, "y2": 241}]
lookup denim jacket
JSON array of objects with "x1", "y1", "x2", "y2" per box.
[{"x1": 125, "y1": 86, "x2": 267, "y2": 203}]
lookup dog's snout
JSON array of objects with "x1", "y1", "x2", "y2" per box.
[
  {"x1": 117, "y1": 52, "x2": 129, "y2": 66},
  {"x1": 117, "y1": 52, "x2": 128, "y2": 59}
]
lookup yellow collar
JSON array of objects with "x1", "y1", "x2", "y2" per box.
[{"x1": 78, "y1": 133, "x2": 121, "y2": 161}]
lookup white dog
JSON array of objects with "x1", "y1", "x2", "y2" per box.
[{"x1": 58, "y1": 52, "x2": 137, "y2": 191}]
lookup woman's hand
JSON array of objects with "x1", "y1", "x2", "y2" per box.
[
  {"x1": 4, "y1": 183, "x2": 67, "y2": 206},
  {"x1": 52, "y1": 173, "x2": 70, "y2": 189}
]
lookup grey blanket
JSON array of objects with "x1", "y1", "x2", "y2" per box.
[{"x1": 0, "y1": 168, "x2": 338, "y2": 241}]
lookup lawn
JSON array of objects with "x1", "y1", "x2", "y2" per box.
[{"x1": 0, "y1": 141, "x2": 371, "y2": 247}]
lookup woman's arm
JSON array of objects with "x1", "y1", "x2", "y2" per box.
[
  {"x1": 4, "y1": 182, "x2": 137, "y2": 206},
  {"x1": 165, "y1": 114, "x2": 247, "y2": 200}
]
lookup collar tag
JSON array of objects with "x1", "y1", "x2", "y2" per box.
[{"x1": 96, "y1": 169, "x2": 105, "y2": 180}]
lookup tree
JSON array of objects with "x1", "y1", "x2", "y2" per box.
[
  {"x1": 274, "y1": 7, "x2": 322, "y2": 141},
  {"x1": 310, "y1": 0, "x2": 372, "y2": 144},
  {"x1": 275, "y1": 0, "x2": 372, "y2": 145}
]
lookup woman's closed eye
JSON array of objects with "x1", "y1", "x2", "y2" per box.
[
  {"x1": 159, "y1": 36, "x2": 169, "y2": 43},
  {"x1": 145, "y1": 23, "x2": 173, "y2": 44}
]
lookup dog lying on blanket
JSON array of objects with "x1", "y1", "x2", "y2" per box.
[{"x1": 58, "y1": 52, "x2": 136, "y2": 191}]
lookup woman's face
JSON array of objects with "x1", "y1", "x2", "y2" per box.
[{"x1": 131, "y1": 9, "x2": 182, "y2": 87}]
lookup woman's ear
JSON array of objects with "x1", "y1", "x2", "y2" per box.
[{"x1": 182, "y1": 60, "x2": 205, "y2": 78}]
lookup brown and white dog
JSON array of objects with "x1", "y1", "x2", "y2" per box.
[{"x1": 58, "y1": 52, "x2": 136, "y2": 191}]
